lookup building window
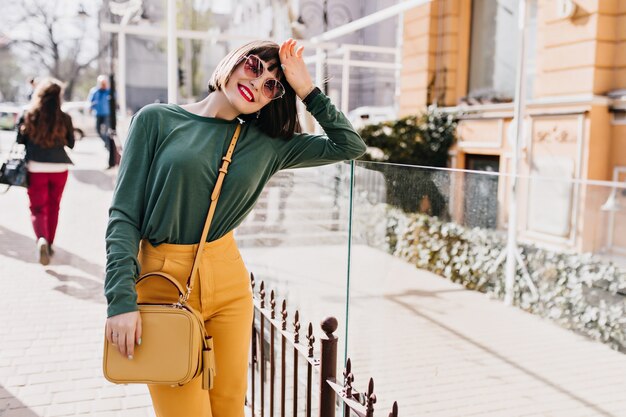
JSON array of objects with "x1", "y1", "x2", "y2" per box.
[{"x1": 467, "y1": 0, "x2": 536, "y2": 102}]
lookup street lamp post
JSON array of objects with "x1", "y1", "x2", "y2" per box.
[
  {"x1": 105, "y1": 0, "x2": 143, "y2": 165},
  {"x1": 504, "y1": 0, "x2": 530, "y2": 305},
  {"x1": 108, "y1": 17, "x2": 120, "y2": 166}
]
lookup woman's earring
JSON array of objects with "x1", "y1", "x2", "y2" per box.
[{"x1": 256, "y1": 110, "x2": 261, "y2": 119}]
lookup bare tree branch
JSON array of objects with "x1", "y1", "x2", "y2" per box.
[
  {"x1": 6, "y1": 0, "x2": 104, "y2": 99},
  {"x1": 9, "y1": 38, "x2": 47, "y2": 51}
]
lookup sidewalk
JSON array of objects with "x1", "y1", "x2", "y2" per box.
[
  {"x1": 0, "y1": 134, "x2": 154, "y2": 417},
  {"x1": 1, "y1": 132, "x2": 626, "y2": 417},
  {"x1": 243, "y1": 244, "x2": 626, "y2": 416}
]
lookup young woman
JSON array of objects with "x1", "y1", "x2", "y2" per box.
[
  {"x1": 104, "y1": 39, "x2": 366, "y2": 416},
  {"x1": 17, "y1": 78, "x2": 75, "y2": 265}
]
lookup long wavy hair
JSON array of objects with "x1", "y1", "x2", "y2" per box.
[
  {"x1": 21, "y1": 78, "x2": 69, "y2": 148},
  {"x1": 208, "y1": 40, "x2": 301, "y2": 139}
]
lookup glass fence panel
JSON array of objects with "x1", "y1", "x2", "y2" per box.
[
  {"x1": 240, "y1": 163, "x2": 353, "y2": 416},
  {"x1": 512, "y1": 177, "x2": 626, "y2": 350},
  {"x1": 346, "y1": 162, "x2": 511, "y2": 415},
  {"x1": 346, "y1": 161, "x2": 626, "y2": 416},
  {"x1": 238, "y1": 163, "x2": 353, "y2": 358}
]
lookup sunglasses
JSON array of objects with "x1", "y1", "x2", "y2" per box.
[{"x1": 241, "y1": 55, "x2": 285, "y2": 100}]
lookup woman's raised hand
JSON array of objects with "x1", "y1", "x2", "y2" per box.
[
  {"x1": 279, "y1": 39, "x2": 315, "y2": 100},
  {"x1": 105, "y1": 311, "x2": 142, "y2": 359}
]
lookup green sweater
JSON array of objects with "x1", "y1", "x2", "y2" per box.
[{"x1": 105, "y1": 93, "x2": 366, "y2": 317}]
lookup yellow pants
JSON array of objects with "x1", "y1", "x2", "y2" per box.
[{"x1": 136, "y1": 231, "x2": 253, "y2": 417}]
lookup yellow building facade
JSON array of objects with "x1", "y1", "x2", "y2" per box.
[{"x1": 399, "y1": 0, "x2": 626, "y2": 256}]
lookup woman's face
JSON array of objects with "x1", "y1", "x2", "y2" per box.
[{"x1": 223, "y1": 55, "x2": 282, "y2": 114}]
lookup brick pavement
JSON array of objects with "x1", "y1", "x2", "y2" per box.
[
  {"x1": 0, "y1": 135, "x2": 154, "y2": 417},
  {"x1": 241, "y1": 244, "x2": 626, "y2": 417},
  {"x1": 2, "y1": 132, "x2": 626, "y2": 416}
]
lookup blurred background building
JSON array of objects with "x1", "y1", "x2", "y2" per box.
[
  {"x1": 97, "y1": 0, "x2": 401, "y2": 113},
  {"x1": 1, "y1": 0, "x2": 624, "y2": 258},
  {"x1": 398, "y1": 0, "x2": 626, "y2": 258}
]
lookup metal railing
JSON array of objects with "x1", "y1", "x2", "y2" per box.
[{"x1": 248, "y1": 275, "x2": 399, "y2": 417}]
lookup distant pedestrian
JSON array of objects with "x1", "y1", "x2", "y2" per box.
[
  {"x1": 17, "y1": 78, "x2": 75, "y2": 265},
  {"x1": 88, "y1": 74, "x2": 117, "y2": 168}
]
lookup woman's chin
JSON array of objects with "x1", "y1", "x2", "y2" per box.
[{"x1": 228, "y1": 95, "x2": 259, "y2": 115}]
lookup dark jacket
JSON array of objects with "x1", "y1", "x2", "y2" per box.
[{"x1": 16, "y1": 113, "x2": 75, "y2": 164}]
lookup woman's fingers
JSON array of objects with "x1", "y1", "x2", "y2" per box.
[
  {"x1": 135, "y1": 314, "x2": 143, "y2": 347},
  {"x1": 278, "y1": 38, "x2": 313, "y2": 98},
  {"x1": 124, "y1": 332, "x2": 135, "y2": 359},
  {"x1": 106, "y1": 311, "x2": 141, "y2": 359},
  {"x1": 280, "y1": 40, "x2": 304, "y2": 64},
  {"x1": 280, "y1": 38, "x2": 300, "y2": 59}
]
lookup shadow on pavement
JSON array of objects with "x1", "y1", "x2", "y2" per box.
[
  {"x1": 0, "y1": 226, "x2": 105, "y2": 284},
  {"x1": 0, "y1": 385, "x2": 39, "y2": 416},
  {"x1": 70, "y1": 169, "x2": 116, "y2": 191},
  {"x1": 46, "y1": 270, "x2": 105, "y2": 304}
]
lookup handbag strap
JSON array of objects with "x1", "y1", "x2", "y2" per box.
[{"x1": 180, "y1": 123, "x2": 242, "y2": 304}]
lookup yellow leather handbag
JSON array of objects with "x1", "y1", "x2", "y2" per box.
[{"x1": 103, "y1": 123, "x2": 242, "y2": 390}]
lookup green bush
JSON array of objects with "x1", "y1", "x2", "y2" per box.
[
  {"x1": 357, "y1": 107, "x2": 458, "y2": 214},
  {"x1": 358, "y1": 105, "x2": 458, "y2": 167},
  {"x1": 354, "y1": 204, "x2": 626, "y2": 351}
]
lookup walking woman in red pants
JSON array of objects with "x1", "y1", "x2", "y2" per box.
[{"x1": 17, "y1": 78, "x2": 75, "y2": 265}]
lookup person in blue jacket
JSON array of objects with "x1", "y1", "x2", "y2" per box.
[{"x1": 87, "y1": 75, "x2": 117, "y2": 168}]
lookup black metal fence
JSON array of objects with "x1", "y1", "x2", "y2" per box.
[{"x1": 248, "y1": 275, "x2": 399, "y2": 417}]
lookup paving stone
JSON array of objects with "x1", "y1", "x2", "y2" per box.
[
  {"x1": 1, "y1": 407, "x2": 42, "y2": 417},
  {"x1": 91, "y1": 398, "x2": 122, "y2": 413},
  {"x1": 52, "y1": 389, "x2": 98, "y2": 404},
  {"x1": 45, "y1": 403, "x2": 75, "y2": 417}
]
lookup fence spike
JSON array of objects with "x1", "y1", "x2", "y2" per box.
[
  {"x1": 389, "y1": 401, "x2": 398, "y2": 417},
  {"x1": 306, "y1": 322, "x2": 315, "y2": 358},
  {"x1": 281, "y1": 300, "x2": 288, "y2": 331},
  {"x1": 365, "y1": 378, "x2": 377, "y2": 417},
  {"x1": 293, "y1": 310, "x2": 301, "y2": 343},
  {"x1": 250, "y1": 273, "x2": 255, "y2": 292},
  {"x1": 343, "y1": 358, "x2": 354, "y2": 399},
  {"x1": 270, "y1": 290, "x2": 276, "y2": 319},
  {"x1": 260, "y1": 281, "x2": 266, "y2": 309}
]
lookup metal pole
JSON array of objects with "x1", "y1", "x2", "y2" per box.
[
  {"x1": 504, "y1": 0, "x2": 528, "y2": 305},
  {"x1": 394, "y1": 10, "x2": 405, "y2": 115},
  {"x1": 118, "y1": 31, "x2": 127, "y2": 116},
  {"x1": 314, "y1": 47, "x2": 325, "y2": 134},
  {"x1": 322, "y1": 0, "x2": 329, "y2": 95},
  {"x1": 109, "y1": 23, "x2": 117, "y2": 133},
  {"x1": 341, "y1": 49, "x2": 350, "y2": 114},
  {"x1": 167, "y1": 0, "x2": 178, "y2": 104},
  {"x1": 117, "y1": 7, "x2": 137, "y2": 119}
]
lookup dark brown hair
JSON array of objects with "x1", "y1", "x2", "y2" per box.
[
  {"x1": 21, "y1": 78, "x2": 69, "y2": 148},
  {"x1": 208, "y1": 40, "x2": 301, "y2": 139}
]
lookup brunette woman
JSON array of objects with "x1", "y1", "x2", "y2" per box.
[
  {"x1": 104, "y1": 39, "x2": 366, "y2": 416},
  {"x1": 17, "y1": 78, "x2": 74, "y2": 265}
]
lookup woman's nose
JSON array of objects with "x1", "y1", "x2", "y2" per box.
[{"x1": 249, "y1": 78, "x2": 260, "y2": 91}]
